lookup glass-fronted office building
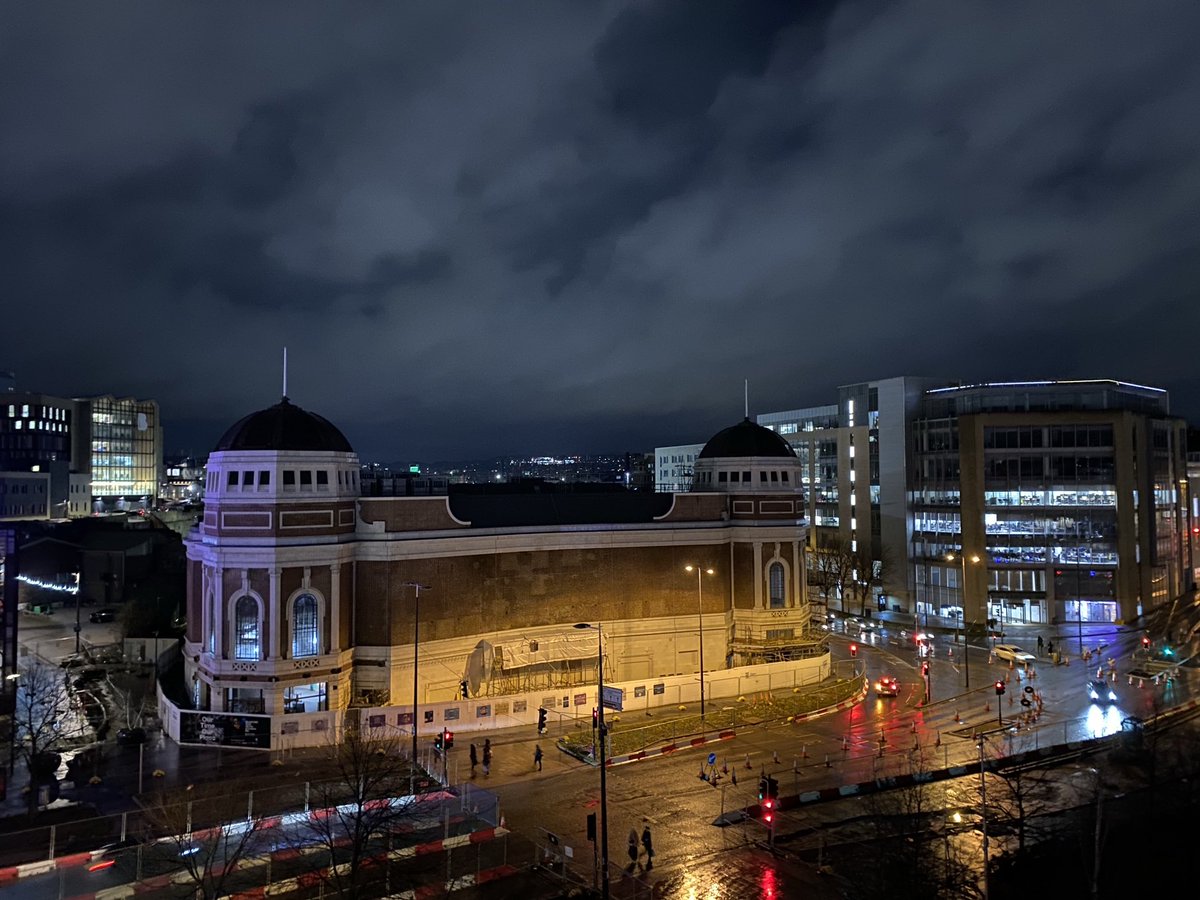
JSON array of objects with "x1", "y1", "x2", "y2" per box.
[
  {"x1": 911, "y1": 380, "x2": 1191, "y2": 628},
  {"x1": 83, "y1": 395, "x2": 162, "y2": 511}
]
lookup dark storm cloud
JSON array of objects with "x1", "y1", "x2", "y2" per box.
[{"x1": 3, "y1": 1, "x2": 1200, "y2": 461}]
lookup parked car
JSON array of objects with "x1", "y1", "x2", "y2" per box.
[
  {"x1": 116, "y1": 727, "x2": 146, "y2": 746},
  {"x1": 90, "y1": 608, "x2": 117, "y2": 624},
  {"x1": 874, "y1": 675, "x2": 901, "y2": 697},
  {"x1": 993, "y1": 643, "x2": 1036, "y2": 664}
]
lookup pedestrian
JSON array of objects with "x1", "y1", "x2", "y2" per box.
[
  {"x1": 627, "y1": 828, "x2": 639, "y2": 868},
  {"x1": 534, "y1": 744, "x2": 543, "y2": 771},
  {"x1": 469, "y1": 742, "x2": 478, "y2": 777},
  {"x1": 482, "y1": 741, "x2": 492, "y2": 776},
  {"x1": 1047, "y1": 640, "x2": 1054, "y2": 656},
  {"x1": 1037, "y1": 634, "x2": 1044, "y2": 653},
  {"x1": 641, "y1": 820, "x2": 654, "y2": 869}
]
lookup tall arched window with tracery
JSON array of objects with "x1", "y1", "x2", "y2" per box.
[
  {"x1": 234, "y1": 596, "x2": 260, "y2": 660},
  {"x1": 769, "y1": 562, "x2": 786, "y2": 609},
  {"x1": 292, "y1": 593, "x2": 319, "y2": 658}
]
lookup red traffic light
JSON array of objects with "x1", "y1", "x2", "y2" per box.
[
  {"x1": 994, "y1": 680, "x2": 1006, "y2": 695},
  {"x1": 921, "y1": 662, "x2": 930, "y2": 677},
  {"x1": 849, "y1": 643, "x2": 858, "y2": 657},
  {"x1": 1142, "y1": 635, "x2": 1151, "y2": 647}
]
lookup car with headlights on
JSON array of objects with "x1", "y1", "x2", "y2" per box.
[
  {"x1": 1087, "y1": 680, "x2": 1118, "y2": 704},
  {"x1": 874, "y1": 675, "x2": 901, "y2": 697}
]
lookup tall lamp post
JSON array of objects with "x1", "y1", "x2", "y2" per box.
[
  {"x1": 946, "y1": 553, "x2": 980, "y2": 688},
  {"x1": 574, "y1": 622, "x2": 609, "y2": 900},
  {"x1": 684, "y1": 565, "x2": 715, "y2": 720},
  {"x1": 403, "y1": 582, "x2": 430, "y2": 767}
]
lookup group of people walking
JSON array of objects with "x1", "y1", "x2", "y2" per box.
[
  {"x1": 627, "y1": 821, "x2": 654, "y2": 870},
  {"x1": 468, "y1": 739, "x2": 492, "y2": 777}
]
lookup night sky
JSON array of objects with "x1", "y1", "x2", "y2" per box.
[{"x1": 3, "y1": 2, "x2": 1200, "y2": 463}]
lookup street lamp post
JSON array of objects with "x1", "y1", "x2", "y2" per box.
[
  {"x1": 574, "y1": 622, "x2": 609, "y2": 900},
  {"x1": 403, "y1": 582, "x2": 430, "y2": 769},
  {"x1": 684, "y1": 565, "x2": 715, "y2": 720},
  {"x1": 72, "y1": 571, "x2": 82, "y2": 655},
  {"x1": 946, "y1": 553, "x2": 980, "y2": 688}
]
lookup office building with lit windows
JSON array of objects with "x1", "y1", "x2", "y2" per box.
[
  {"x1": 757, "y1": 376, "x2": 941, "y2": 609},
  {"x1": 910, "y1": 380, "x2": 1191, "y2": 629},
  {"x1": 754, "y1": 377, "x2": 1192, "y2": 629},
  {"x1": 0, "y1": 391, "x2": 80, "y2": 519},
  {"x1": 79, "y1": 395, "x2": 162, "y2": 512}
]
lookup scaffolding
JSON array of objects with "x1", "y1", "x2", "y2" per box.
[{"x1": 730, "y1": 624, "x2": 828, "y2": 665}]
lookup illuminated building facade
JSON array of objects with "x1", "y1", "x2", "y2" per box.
[
  {"x1": 171, "y1": 398, "x2": 820, "y2": 749},
  {"x1": 81, "y1": 395, "x2": 162, "y2": 512}
]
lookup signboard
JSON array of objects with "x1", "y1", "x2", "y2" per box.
[
  {"x1": 179, "y1": 711, "x2": 272, "y2": 749},
  {"x1": 601, "y1": 685, "x2": 624, "y2": 712}
]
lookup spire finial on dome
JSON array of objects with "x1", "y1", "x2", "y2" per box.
[
  {"x1": 282, "y1": 346, "x2": 288, "y2": 401},
  {"x1": 744, "y1": 378, "x2": 749, "y2": 420}
]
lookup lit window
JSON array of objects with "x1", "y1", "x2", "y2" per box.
[
  {"x1": 292, "y1": 594, "x2": 319, "y2": 658},
  {"x1": 769, "y1": 562, "x2": 786, "y2": 609},
  {"x1": 234, "y1": 596, "x2": 260, "y2": 660}
]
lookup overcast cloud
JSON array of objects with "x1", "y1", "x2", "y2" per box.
[{"x1": 3, "y1": 1, "x2": 1199, "y2": 462}]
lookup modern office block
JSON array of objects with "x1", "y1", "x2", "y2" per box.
[
  {"x1": 80, "y1": 395, "x2": 162, "y2": 511},
  {"x1": 912, "y1": 380, "x2": 1191, "y2": 628},
  {"x1": 753, "y1": 377, "x2": 1192, "y2": 629}
]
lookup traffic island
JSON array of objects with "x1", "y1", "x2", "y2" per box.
[{"x1": 558, "y1": 677, "x2": 865, "y2": 766}]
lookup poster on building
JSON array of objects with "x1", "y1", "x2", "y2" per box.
[
  {"x1": 601, "y1": 685, "x2": 624, "y2": 712},
  {"x1": 179, "y1": 711, "x2": 272, "y2": 749}
]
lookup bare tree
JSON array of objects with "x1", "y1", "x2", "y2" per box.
[
  {"x1": 852, "y1": 544, "x2": 896, "y2": 617},
  {"x1": 13, "y1": 663, "x2": 68, "y2": 813},
  {"x1": 292, "y1": 725, "x2": 421, "y2": 897},
  {"x1": 140, "y1": 783, "x2": 274, "y2": 899},
  {"x1": 811, "y1": 535, "x2": 856, "y2": 613}
]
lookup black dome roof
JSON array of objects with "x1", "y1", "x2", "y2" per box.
[
  {"x1": 214, "y1": 398, "x2": 353, "y2": 453},
  {"x1": 698, "y1": 418, "x2": 796, "y2": 460}
]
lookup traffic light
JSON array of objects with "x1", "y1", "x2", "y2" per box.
[
  {"x1": 592, "y1": 707, "x2": 599, "y2": 730},
  {"x1": 442, "y1": 728, "x2": 454, "y2": 749},
  {"x1": 994, "y1": 680, "x2": 1006, "y2": 696},
  {"x1": 460, "y1": 680, "x2": 469, "y2": 699},
  {"x1": 586, "y1": 812, "x2": 597, "y2": 842},
  {"x1": 921, "y1": 661, "x2": 930, "y2": 678},
  {"x1": 434, "y1": 732, "x2": 443, "y2": 751},
  {"x1": 849, "y1": 642, "x2": 858, "y2": 657},
  {"x1": 537, "y1": 707, "x2": 548, "y2": 734},
  {"x1": 759, "y1": 775, "x2": 779, "y2": 826},
  {"x1": 1142, "y1": 635, "x2": 1151, "y2": 649}
]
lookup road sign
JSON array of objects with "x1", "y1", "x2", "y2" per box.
[{"x1": 708, "y1": 752, "x2": 717, "y2": 765}]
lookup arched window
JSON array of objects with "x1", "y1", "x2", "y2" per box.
[
  {"x1": 769, "y1": 562, "x2": 786, "y2": 609},
  {"x1": 292, "y1": 593, "x2": 319, "y2": 658},
  {"x1": 234, "y1": 596, "x2": 260, "y2": 660}
]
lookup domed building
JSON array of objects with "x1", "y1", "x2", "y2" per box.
[{"x1": 172, "y1": 404, "x2": 824, "y2": 750}]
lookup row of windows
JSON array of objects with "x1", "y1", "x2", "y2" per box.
[
  {"x1": 1, "y1": 503, "x2": 45, "y2": 516},
  {"x1": 231, "y1": 593, "x2": 321, "y2": 660},
  {"x1": 693, "y1": 470, "x2": 792, "y2": 484},
  {"x1": 209, "y1": 469, "x2": 359, "y2": 492},
  {"x1": 983, "y1": 425, "x2": 1115, "y2": 449},
  {"x1": 0, "y1": 482, "x2": 44, "y2": 494},
  {"x1": 6, "y1": 404, "x2": 67, "y2": 420}
]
